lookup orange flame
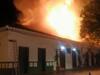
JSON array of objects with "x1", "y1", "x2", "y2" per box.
[
  {"x1": 45, "y1": 0, "x2": 80, "y2": 41},
  {"x1": 16, "y1": 0, "x2": 81, "y2": 41}
]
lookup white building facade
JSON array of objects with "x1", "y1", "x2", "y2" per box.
[{"x1": 0, "y1": 25, "x2": 99, "y2": 73}]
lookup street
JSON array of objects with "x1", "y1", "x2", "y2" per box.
[{"x1": 32, "y1": 69, "x2": 100, "y2": 75}]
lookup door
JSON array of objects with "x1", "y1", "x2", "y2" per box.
[
  {"x1": 59, "y1": 50, "x2": 65, "y2": 69},
  {"x1": 19, "y1": 46, "x2": 29, "y2": 73},
  {"x1": 38, "y1": 48, "x2": 46, "y2": 71},
  {"x1": 72, "y1": 51, "x2": 77, "y2": 68}
]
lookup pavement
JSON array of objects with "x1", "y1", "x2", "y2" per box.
[
  {"x1": 27, "y1": 70, "x2": 100, "y2": 75},
  {"x1": 25, "y1": 69, "x2": 100, "y2": 75}
]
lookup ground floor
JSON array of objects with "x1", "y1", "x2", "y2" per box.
[
  {"x1": 0, "y1": 47, "x2": 100, "y2": 75},
  {"x1": 0, "y1": 62, "x2": 100, "y2": 75}
]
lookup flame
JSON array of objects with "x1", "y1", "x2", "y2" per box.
[
  {"x1": 45, "y1": 0, "x2": 80, "y2": 41},
  {"x1": 65, "y1": 0, "x2": 73, "y2": 5},
  {"x1": 21, "y1": 9, "x2": 34, "y2": 25},
  {"x1": 16, "y1": 0, "x2": 81, "y2": 41}
]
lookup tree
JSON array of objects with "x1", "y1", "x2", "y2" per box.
[
  {"x1": 0, "y1": 0, "x2": 21, "y2": 26},
  {"x1": 80, "y1": 0, "x2": 100, "y2": 45}
]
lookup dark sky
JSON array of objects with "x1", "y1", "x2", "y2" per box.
[{"x1": 0, "y1": 0, "x2": 20, "y2": 26}]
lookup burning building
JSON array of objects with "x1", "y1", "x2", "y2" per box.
[
  {"x1": 0, "y1": 0, "x2": 99, "y2": 74},
  {"x1": 0, "y1": 25, "x2": 99, "y2": 74}
]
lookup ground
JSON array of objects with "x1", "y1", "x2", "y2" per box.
[{"x1": 27, "y1": 69, "x2": 100, "y2": 75}]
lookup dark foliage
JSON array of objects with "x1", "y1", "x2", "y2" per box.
[
  {"x1": 0, "y1": 0, "x2": 21, "y2": 26},
  {"x1": 80, "y1": 0, "x2": 100, "y2": 44}
]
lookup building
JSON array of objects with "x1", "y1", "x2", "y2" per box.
[{"x1": 0, "y1": 25, "x2": 99, "y2": 74}]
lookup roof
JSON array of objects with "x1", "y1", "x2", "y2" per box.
[
  {"x1": 0, "y1": 24, "x2": 60, "y2": 39},
  {"x1": 0, "y1": 24, "x2": 33, "y2": 31},
  {"x1": 0, "y1": 24, "x2": 83, "y2": 46},
  {"x1": 0, "y1": 24, "x2": 99, "y2": 48}
]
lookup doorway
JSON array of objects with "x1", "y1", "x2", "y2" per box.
[
  {"x1": 72, "y1": 51, "x2": 77, "y2": 68},
  {"x1": 59, "y1": 50, "x2": 65, "y2": 69},
  {"x1": 38, "y1": 48, "x2": 46, "y2": 71},
  {"x1": 19, "y1": 46, "x2": 29, "y2": 73}
]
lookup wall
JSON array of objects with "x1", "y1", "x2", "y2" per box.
[
  {"x1": 0, "y1": 31, "x2": 9, "y2": 61},
  {"x1": 6, "y1": 28, "x2": 81, "y2": 69}
]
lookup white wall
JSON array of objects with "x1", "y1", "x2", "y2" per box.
[
  {"x1": 8, "y1": 30, "x2": 60, "y2": 61},
  {"x1": 0, "y1": 31, "x2": 8, "y2": 61},
  {"x1": 0, "y1": 27, "x2": 99, "y2": 70},
  {"x1": 5, "y1": 28, "x2": 81, "y2": 69}
]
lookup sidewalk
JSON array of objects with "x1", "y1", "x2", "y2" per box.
[{"x1": 23, "y1": 68, "x2": 100, "y2": 75}]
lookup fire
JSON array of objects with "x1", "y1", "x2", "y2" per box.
[
  {"x1": 65, "y1": 0, "x2": 73, "y2": 5},
  {"x1": 45, "y1": 0, "x2": 80, "y2": 41},
  {"x1": 16, "y1": 0, "x2": 81, "y2": 41}
]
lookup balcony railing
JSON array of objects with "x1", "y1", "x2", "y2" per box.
[
  {"x1": 0, "y1": 61, "x2": 18, "y2": 75},
  {"x1": 29, "y1": 61, "x2": 55, "y2": 67},
  {"x1": 0, "y1": 61, "x2": 55, "y2": 75}
]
